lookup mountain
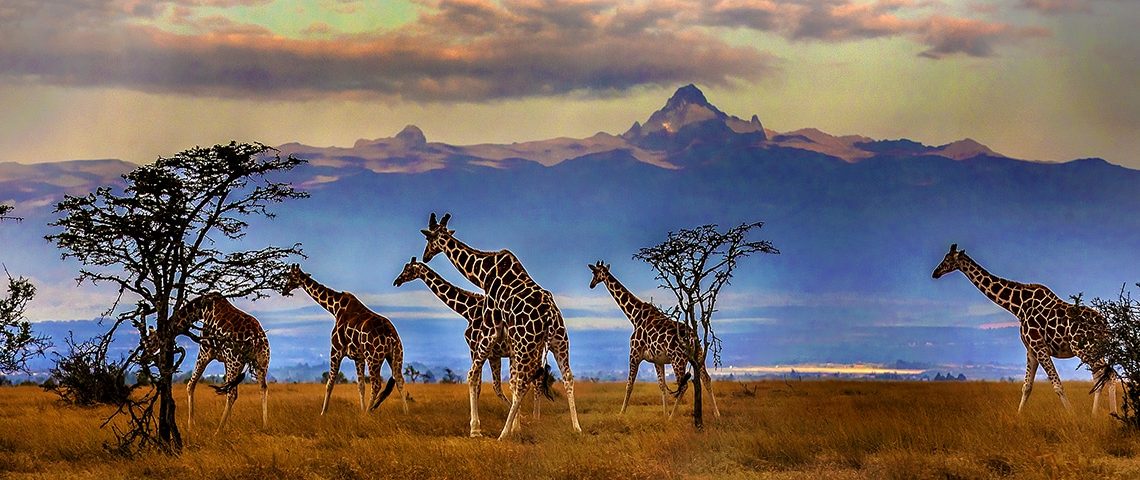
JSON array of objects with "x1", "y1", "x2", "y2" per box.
[
  {"x1": 272, "y1": 84, "x2": 1002, "y2": 174},
  {"x1": 2, "y1": 85, "x2": 1138, "y2": 378}
]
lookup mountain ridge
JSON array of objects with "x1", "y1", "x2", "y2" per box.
[{"x1": 2, "y1": 85, "x2": 1138, "y2": 372}]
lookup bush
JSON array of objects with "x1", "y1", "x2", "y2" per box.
[
  {"x1": 1088, "y1": 284, "x2": 1140, "y2": 429},
  {"x1": 42, "y1": 334, "x2": 135, "y2": 406}
]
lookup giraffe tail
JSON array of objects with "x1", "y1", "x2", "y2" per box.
[
  {"x1": 665, "y1": 372, "x2": 692, "y2": 398},
  {"x1": 1091, "y1": 364, "x2": 1118, "y2": 394},
  {"x1": 535, "y1": 364, "x2": 555, "y2": 401},
  {"x1": 210, "y1": 371, "x2": 246, "y2": 395},
  {"x1": 370, "y1": 377, "x2": 397, "y2": 411}
]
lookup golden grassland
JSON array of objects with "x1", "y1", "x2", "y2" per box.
[{"x1": 2, "y1": 380, "x2": 1140, "y2": 479}]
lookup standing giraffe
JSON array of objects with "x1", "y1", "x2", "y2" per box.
[
  {"x1": 421, "y1": 213, "x2": 580, "y2": 439},
  {"x1": 161, "y1": 292, "x2": 270, "y2": 433},
  {"x1": 393, "y1": 256, "x2": 513, "y2": 406},
  {"x1": 282, "y1": 265, "x2": 409, "y2": 415},
  {"x1": 932, "y1": 244, "x2": 1117, "y2": 414},
  {"x1": 588, "y1": 261, "x2": 720, "y2": 418}
]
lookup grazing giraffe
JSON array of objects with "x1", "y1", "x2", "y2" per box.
[
  {"x1": 160, "y1": 292, "x2": 270, "y2": 433},
  {"x1": 282, "y1": 265, "x2": 409, "y2": 415},
  {"x1": 932, "y1": 244, "x2": 1117, "y2": 414},
  {"x1": 588, "y1": 261, "x2": 720, "y2": 418},
  {"x1": 421, "y1": 213, "x2": 580, "y2": 439},
  {"x1": 393, "y1": 256, "x2": 515, "y2": 406}
]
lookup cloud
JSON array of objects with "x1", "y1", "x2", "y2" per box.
[
  {"x1": 0, "y1": 0, "x2": 773, "y2": 101},
  {"x1": 0, "y1": 0, "x2": 1051, "y2": 101},
  {"x1": 700, "y1": 0, "x2": 1049, "y2": 59},
  {"x1": 1018, "y1": 0, "x2": 1093, "y2": 15}
]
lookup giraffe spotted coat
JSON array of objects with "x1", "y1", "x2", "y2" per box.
[
  {"x1": 588, "y1": 261, "x2": 719, "y2": 418},
  {"x1": 284, "y1": 265, "x2": 408, "y2": 415},
  {"x1": 933, "y1": 244, "x2": 1117, "y2": 414}
]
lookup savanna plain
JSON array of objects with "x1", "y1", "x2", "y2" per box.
[{"x1": 2, "y1": 380, "x2": 1139, "y2": 479}]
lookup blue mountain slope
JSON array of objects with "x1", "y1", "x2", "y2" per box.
[{"x1": 3, "y1": 86, "x2": 1139, "y2": 377}]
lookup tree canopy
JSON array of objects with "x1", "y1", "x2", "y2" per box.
[{"x1": 0, "y1": 205, "x2": 49, "y2": 375}]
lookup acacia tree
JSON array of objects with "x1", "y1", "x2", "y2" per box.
[
  {"x1": 1, "y1": 204, "x2": 50, "y2": 374},
  {"x1": 633, "y1": 221, "x2": 778, "y2": 429},
  {"x1": 46, "y1": 142, "x2": 307, "y2": 454}
]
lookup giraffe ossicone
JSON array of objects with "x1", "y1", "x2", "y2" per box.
[{"x1": 933, "y1": 243, "x2": 1118, "y2": 415}]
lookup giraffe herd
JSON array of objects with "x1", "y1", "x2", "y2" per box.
[{"x1": 168, "y1": 216, "x2": 1121, "y2": 440}]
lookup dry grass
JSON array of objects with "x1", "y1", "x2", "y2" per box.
[{"x1": 2, "y1": 380, "x2": 1140, "y2": 479}]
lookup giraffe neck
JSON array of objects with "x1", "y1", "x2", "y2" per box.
[
  {"x1": 416, "y1": 265, "x2": 482, "y2": 320},
  {"x1": 441, "y1": 234, "x2": 498, "y2": 290},
  {"x1": 602, "y1": 272, "x2": 645, "y2": 326},
  {"x1": 957, "y1": 253, "x2": 1023, "y2": 312},
  {"x1": 297, "y1": 273, "x2": 344, "y2": 317},
  {"x1": 169, "y1": 295, "x2": 215, "y2": 335}
]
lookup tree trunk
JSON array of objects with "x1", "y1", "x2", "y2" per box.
[
  {"x1": 157, "y1": 326, "x2": 182, "y2": 453},
  {"x1": 691, "y1": 357, "x2": 704, "y2": 430}
]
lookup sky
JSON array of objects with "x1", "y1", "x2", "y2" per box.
[{"x1": 0, "y1": 0, "x2": 1137, "y2": 169}]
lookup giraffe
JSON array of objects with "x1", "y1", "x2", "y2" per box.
[
  {"x1": 420, "y1": 212, "x2": 580, "y2": 439},
  {"x1": 932, "y1": 243, "x2": 1117, "y2": 414},
  {"x1": 282, "y1": 265, "x2": 409, "y2": 415},
  {"x1": 164, "y1": 292, "x2": 270, "y2": 434},
  {"x1": 392, "y1": 256, "x2": 513, "y2": 406},
  {"x1": 588, "y1": 261, "x2": 720, "y2": 418}
]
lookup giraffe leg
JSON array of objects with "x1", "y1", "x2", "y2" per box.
[
  {"x1": 498, "y1": 375, "x2": 533, "y2": 441},
  {"x1": 653, "y1": 362, "x2": 668, "y2": 415},
  {"x1": 367, "y1": 359, "x2": 384, "y2": 413},
  {"x1": 215, "y1": 362, "x2": 242, "y2": 435},
  {"x1": 467, "y1": 359, "x2": 485, "y2": 437},
  {"x1": 1037, "y1": 353, "x2": 1072, "y2": 411},
  {"x1": 321, "y1": 355, "x2": 343, "y2": 416},
  {"x1": 355, "y1": 360, "x2": 368, "y2": 412},
  {"x1": 1091, "y1": 364, "x2": 1104, "y2": 416},
  {"x1": 668, "y1": 361, "x2": 691, "y2": 419},
  {"x1": 258, "y1": 370, "x2": 268, "y2": 429},
  {"x1": 258, "y1": 345, "x2": 270, "y2": 429},
  {"x1": 620, "y1": 356, "x2": 640, "y2": 414},
  {"x1": 702, "y1": 365, "x2": 721, "y2": 418},
  {"x1": 549, "y1": 334, "x2": 582, "y2": 433},
  {"x1": 391, "y1": 353, "x2": 409, "y2": 414},
  {"x1": 1018, "y1": 350, "x2": 1040, "y2": 414},
  {"x1": 185, "y1": 353, "x2": 212, "y2": 433},
  {"x1": 1091, "y1": 364, "x2": 1120, "y2": 416},
  {"x1": 532, "y1": 381, "x2": 540, "y2": 420},
  {"x1": 489, "y1": 356, "x2": 510, "y2": 405},
  {"x1": 1110, "y1": 375, "x2": 1119, "y2": 415}
]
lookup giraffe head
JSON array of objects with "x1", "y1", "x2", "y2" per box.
[
  {"x1": 280, "y1": 264, "x2": 307, "y2": 296},
  {"x1": 932, "y1": 244, "x2": 965, "y2": 279},
  {"x1": 588, "y1": 261, "x2": 610, "y2": 289},
  {"x1": 140, "y1": 326, "x2": 161, "y2": 360},
  {"x1": 393, "y1": 256, "x2": 427, "y2": 287},
  {"x1": 420, "y1": 212, "x2": 454, "y2": 262}
]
